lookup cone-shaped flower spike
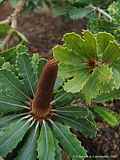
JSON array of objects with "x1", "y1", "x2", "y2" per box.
[{"x1": 32, "y1": 59, "x2": 58, "y2": 119}]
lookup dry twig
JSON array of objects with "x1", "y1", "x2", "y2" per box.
[{"x1": 1, "y1": 0, "x2": 27, "y2": 49}]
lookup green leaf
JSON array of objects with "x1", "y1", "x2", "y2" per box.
[
  {"x1": 54, "y1": 139, "x2": 62, "y2": 160},
  {"x1": 54, "y1": 106, "x2": 92, "y2": 119},
  {"x1": 17, "y1": 53, "x2": 36, "y2": 97},
  {"x1": 63, "y1": 32, "x2": 96, "y2": 60},
  {"x1": 53, "y1": 31, "x2": 120, "y2": 103},
  {"x1": 93, "y1": 106, "x2": 120, "y2": 127},
  {"x1": 63, "y1": 71, "x2": 89, "y2": 93},
  {"x1": 109, "y1": 68, "x2": 120, "y2": 90},
  {"x1": 31, "y1": 54, "x2": 46, "y2": 81},
  {"x1": 83, "y1": 64, "x2": 113, "y2": 102},
  {"x1": 55, "y1": 108, "x2": 97, "y2": 138},
  {"x1": 0, "y1": 95, "x2": 27, "y2": 114},
  {"x1": 108, "y1": 1, "x2": 120, "y2": 24},
  {"x1": 95, "y1": 89, "x2": 120, "y2": 102},
  {"x1": 0, "y1": 118, "x2": 32, "y2": 156},
  {"x1": 51, "y1": 122, "x2": 87, "y2": 160},
  {"x1": 0, "y1": 45, "x2": 17, "y2": 63},
  {"x1": 96, "y1": 32, "x2": 115, "y2": 56},
  {"x1": 58, "y1": 63, "x2": 86, "y2": 80},
  {"x1": 1, "y1": 62, "x2": 13, "y2": 71},
  {"x1": 0, "y1": 114, "x2": 20, "y2": 128},
  {"x1": 0, "y1": 23, "x2": 10, "y2": 38},
  {"x1": 83, "y1": 31, "x2": 97, "y2": 58},
  {"x1": 52, "y1": 5, "x2": 68, "y2": 17},
  {"x1": 53, "y1": 89, "x2": 77, "y2": 107},
  {"x1": 112, "y1": 59, "x2": 120, "y2": 79},
  {"x1": 16, "y1": 124, "x2": 39, "y2": 160},
  {"x1": 102, "y1": 41, "x2": 120, "y2": 62},
  {"x1": 37, "y1": 121, "x2": 55, "y2": 160},
  {"x1": 69, "y1": 7, "x2": 91, "y2": 20},
  {"x1": 0, "y1": 70, "x2": 29, "y2": 102},
  {"x1": 0, "y1": 0, "x2": 5, "y2": 4},
  {"x1": 97, "y1": 65, "x2": 112, "y2": 83},
  {"x1": 0, "y1": 57, "x2": 4, "y2": 66},
  {"x1": 82, "y1": 69, "x2": 99, "y2": 103},
  {"x1": 16, "y1": 43, "x2": 28, "y2": 55},
  {"x1": 54, "y1": 78, "x2": 63, "y2": 91},
  {"x1": 53, "y1": 45, "x2": 81, "y2": 66},
  {"x1": 63, "y1": 32, "x2": 87, "y2": 60}
]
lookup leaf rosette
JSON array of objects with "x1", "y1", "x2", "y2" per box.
[
  {"x1": 0, "y1": 46, "x2": 97, "y2": 160},
  {"x1": 53, "y1": 31, "x2": 120, "y2": 102}
]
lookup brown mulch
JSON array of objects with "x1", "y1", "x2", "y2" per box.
[
  {"x1": 0, "y1": 2, "x2": 13, "y2": 21},
  {"x1": 82, "y1": 124, "x2": 120, "y2": 160},
  {"x1": 18, "y1": 11, "x2": 86, "y2": 58}
]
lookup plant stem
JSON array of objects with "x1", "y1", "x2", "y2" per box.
[
  {"x1": 1, "y1": 0, "x2": 27, "y2": 50},
  {"x1": 32, "y1": 59, "x2": 58, "y2": 118},
  {"x1": 10, "y1": 0, "x2": 27, "y2": 29}
]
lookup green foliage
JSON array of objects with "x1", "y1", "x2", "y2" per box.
[
  {"x1": 95, "y1": 89, "x2": 120, "y2": 102},
  {"x1": 0, "y1": 23, "x2": 10, "y2": 38},
  {"x1": 0, "y1": 0, "x2": 113, "y2": 21},
  {"x1": 55, "y1": 106, "x2": 97, "y2": 138},
  {"x1": 0, "y1": 114, "x2": 22, "y2": 128},
  {"x1": 37, "y1": 122, "x2": 56, "y2": 160},
  {"x1": 94, "y1": 88, "x2": 120, "y2": 127},
  {"x1": 88, "y1": 1, "x2": 120, "y2": 41},
  {"x1": 16, "y1": 52, "x2": 37, "y2": 96},
  {"x1": 51, "y1": 1, "x2": 92, "y2": 20},
  {"x1": 0, "y1": 0, "x2": 4, "y2": 4},
  {"x1": 0, "y1": 69, "x2": 28, "y2": 103},
  {"x1": 9, "y1": 0, "x2": 40, "y2": 9},
  {"x1": 53, "y1": 30, "x2": 120, "y2": 127},
  {"x1": 9, "y1": 0, "x2": 49, "y2": 11},
  {"x1": 53, "y1": 31, "x2": 120, "y2": 103},
  {"x1": 0, "y1": 45, "x2": 18, "y2": 62},
  {"x1": 93, "y1": 106, "x2": 120, "y2": 127},
  {"x1": 0, "y1": 47, "x2": 97, "y2": 159},
  {"x1": 16, "y1": 125, "x2": 39, "y2": 160},
  {"x1": 8, "y1": 0, "x2": 111, "y2": 20},
  {"x1": 0, "y1": 119, "x2": 31, "y2": 156},
  {"x1": 49, "y1": 0, "x2": 113, "y2": 20},
  {"x1": 108, "y1": 1, "x2": 120, "y2": 24},
  {"x1": 0, "y1": 57, "x2": 5, "y2": 66},
  {"x1": 0, "y1": 0, "x2": 46, "y2": 11},
  {"x1": 54, "y1": 139, "x2": 62, "y2": 160},
  {"x1": 88, "y1": 15, "x2": 114, "y2": 33},
  {"x1": 52, "y1": 122, "x2": 87, "y2": 159},
  {"x1": 8, "y1": 0, "x2": 113, "y2": 11},
  {"x1": 88, "y1": 15, "x2": 120, "y2": 41}
]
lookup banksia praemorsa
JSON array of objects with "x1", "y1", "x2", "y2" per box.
[{"x1": 0, "y1": 44, "x2": 97, "y2": 159}]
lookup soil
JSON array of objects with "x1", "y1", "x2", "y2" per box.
[
  {"x1": 83, "y1": 123, "x2": 120, "y2": 160},
  {"x1": 0, "y1": 2, "x2": 120, "y2": 160},
  {"x1": 18, "y1": 12, "x2": 86, "y2": 58}
]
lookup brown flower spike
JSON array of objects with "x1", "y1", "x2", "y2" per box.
[{"x1": 32, "y1": 59, "x2": 58, "y2": 119}]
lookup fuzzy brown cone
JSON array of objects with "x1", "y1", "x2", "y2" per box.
[{"x1": 32, "y1": 59, "x2": 58, "y2": 119}]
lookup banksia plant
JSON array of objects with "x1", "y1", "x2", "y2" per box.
[
  {"x1": 0, "y1": 46, "x2": 97, "y2": 159},
  {"x1": 53, "y1": 31, "x2": 120, "y2": 127},
  {"x1": 53, "y1": 31, "x2": 120, "y2": 103}
]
